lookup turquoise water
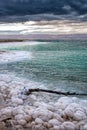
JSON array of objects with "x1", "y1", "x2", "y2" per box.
[{"x1": 0, "y1": 41, "x2": 87, "y2": 94}]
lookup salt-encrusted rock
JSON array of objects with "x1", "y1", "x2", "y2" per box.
[
  {"x1": 0, "y1": 94, "x2": 6, "y2": 109},
  {"x1": 49, "y1": 127, "x2": 55, "y2": 130},
  {"x1": 24, "y1": 105, "x2": 31, "y2": 111},
  {"x1": 53, "y1": 125, "x2": 61, "y2": 130},
  {"x1": 35, "y1": 102, "x2": 48, "y2": 110},
  {"x1": 11, "y1": 97, "x2": 23, "y2": 105},
  {"x1": 74, "y1": 110, "x2": 86, "y2": 121},
  {"x1": 64, "y1": 106, "x2": 74, "y2": 117},
  {"x1": 15, "y1": 125, "x2": 23, "y2": 130},
  {"x1": 0, "y1": 108, "x2": 12, "y2": 121},
  {"x1": 32, "y1": 124, "x2": 46, "y2": 130},
  {"x1": 66, "y1": 103, "x2": 81, "y2": 111},
  {"x1": 15, "y1": 113, "x2": 32, "y2": 123},
  {"x1": 34, "y1": 102, "x2": 41, "y2": 107},
  {"x1": 76, "y1": 121, "x2": 87, "y2": 130},
  {"x1": 55, "y1": 97, "x2": 73, "y2": 110},
  {"x1": 47, "y1": 105, "x2": 55, "y2": 112},
  {"x1": 31, "y1": 121, "x2": 36, "y2": 126},
  {"x1": 48, "y1": 119, "x2": 61, "y2": 126},
  {"x1": 24, "y1": 115, "x2": 32, "y2": 122},
  {"x1": 25, "y1": 123, "x2": 32, "y2": 128},
  {"x1": 29, "y1": 95, "x2": 36, "y2": 100},
  {"x1": 32, "y1": 108, "x2": 52, "y2": 121},
  {"x1": 17, "y1": 119, "x2": 27, "y2": 125},
  {"x1": 83, "y1": 125, "x2": 87, "y2": 130},
  {"x1": 0, "y1": 107, "x2": 12, "y2": 116},
  {"x1": 24, "y1": 108, "x2": 32, "y2": 115},
  {"x1": 62, "y1": 122, "x2": 76, "y2": 130},
  {"x1": 53, "y1": 113, "x2": 64, "y2": 122},
  {"x1": 60, "y1": 125, "x2": 65, "y2": 130},
  {"x1": 46, "y1": 111, "x2": 53, "y2": 120},
  {"x1": 12, "y1": 107, "x2": 24, "y2": 115},
  {"x1": 35, "y1": 118, "x2": 43, "y2": 124},
  {"x1": 15, "y1": 114, "x2": 24, "y2": 121},
  {"x1": 63, "y1": 102, "x2": 86, "y2": 121},
  {"x1": 38, "y1": 110, "x2": 53, "y2": 122},
  {"x1": 43, "y1": 122, "x2": 52, "y2": 129},
  {"x1": 0, "y1": 107, "x2": 12, "y2": 121},
  {"x1": 0, "y1": 81, "x2": 6, "y2": 87}
]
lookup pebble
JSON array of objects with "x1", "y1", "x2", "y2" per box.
[
  {"x1": 74, "y1": 110, "x2": 86, "y2": 121},
  {"x1": 12, "y1": 98, "x2": 23, "y2": 105},
  {"x1": 35, "y1": 118, "x2": 43, "y2": 124},
  {"x1": 17, "y1": 119, "x2": 27, "y2": 126},
  {"x1": 48, "y1": 119, "x2": 61, "y2": 126},
  {"x1": 53, "y1": 125, "x2": 61, "y2": 130},
  {"x1": 15, "y1": 114, "x2": 24, "y2": 121},
  {"x1": 43, "y1": 122, "x2": 52, "y2": 128},
  {"x1": 62, "y1": 122, "x2": 76, "y2": 130}
]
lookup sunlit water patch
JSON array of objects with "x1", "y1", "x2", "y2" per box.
[{"x1": 0, "y1": 41, "x2": 87, "y2": 96}]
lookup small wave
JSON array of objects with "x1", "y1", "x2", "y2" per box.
[{"x1": 0, "y1": 51, "x2": 32, "y2": 64}]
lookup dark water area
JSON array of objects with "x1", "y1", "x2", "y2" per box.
[{"x1": 0, "y1": 41, "x2": 87, "y2": 94}]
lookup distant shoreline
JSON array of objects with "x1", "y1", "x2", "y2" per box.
[{"x1": 0, "y1": 34, "x2": 87, "y2": 42}]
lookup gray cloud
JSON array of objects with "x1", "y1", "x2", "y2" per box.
[{"x1": 0, "y1": 0, "x2": 87, "y2": 21}]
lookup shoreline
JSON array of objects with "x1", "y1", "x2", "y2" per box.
[
  {"x1": 0, "y1": 73, "x2": 87, "y2": 130},
  {"x1": 0, "y1": 34, "x2": 87, "y2": 42},
  {"x1": 0, "y1": 45, "x2": 87, "y2": 130}
]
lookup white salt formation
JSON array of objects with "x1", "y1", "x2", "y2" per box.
[{"x1": 0, "y1": 73, "x2": 87, "y2": 130}]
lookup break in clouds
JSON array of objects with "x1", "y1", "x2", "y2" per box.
[{"x1": 0, "y1": 0, "x2": 87, "y2": 21}]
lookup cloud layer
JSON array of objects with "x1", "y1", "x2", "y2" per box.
[{"x1": 0, "y1": 0, "x2": 87, "y2": 20}]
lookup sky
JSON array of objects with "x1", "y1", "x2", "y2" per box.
[{"x1": 0, "y1": 0, "x2": 87, "y2": 21}]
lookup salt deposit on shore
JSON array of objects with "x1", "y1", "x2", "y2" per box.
[
  {"x1": 0, "y1": 73, "x2": 87, "y2": 130},
  {"x1": 0, "y1": 51, "x2": 87, "y2": 130}
]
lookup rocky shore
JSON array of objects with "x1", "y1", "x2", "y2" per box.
[{"x1": 0, "y1": 51, "x2": 87, "y2": 130}]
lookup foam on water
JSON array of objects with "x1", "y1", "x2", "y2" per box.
[
  {"x1": 0, "y1": 41, "x2": 47, "y2": 48},
  {"x1": 0, "y1": 51, "x2": 32, "y2": 64}
]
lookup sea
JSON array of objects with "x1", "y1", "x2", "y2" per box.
[{"x1": 0, "y1": 40, "x2": 87, "y2": 96}]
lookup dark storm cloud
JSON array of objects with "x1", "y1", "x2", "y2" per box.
[{"x1": 0, "y1": 0, "x2": 87, "y2": 20}]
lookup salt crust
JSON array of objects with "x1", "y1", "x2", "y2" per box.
[{"x1": 0, "y1": 74, "x2": 87, "y2": 130}]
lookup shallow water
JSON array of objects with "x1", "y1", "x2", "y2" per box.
[{"x1": 0, "y1": 41, "x2": 87, "y2": 94}]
